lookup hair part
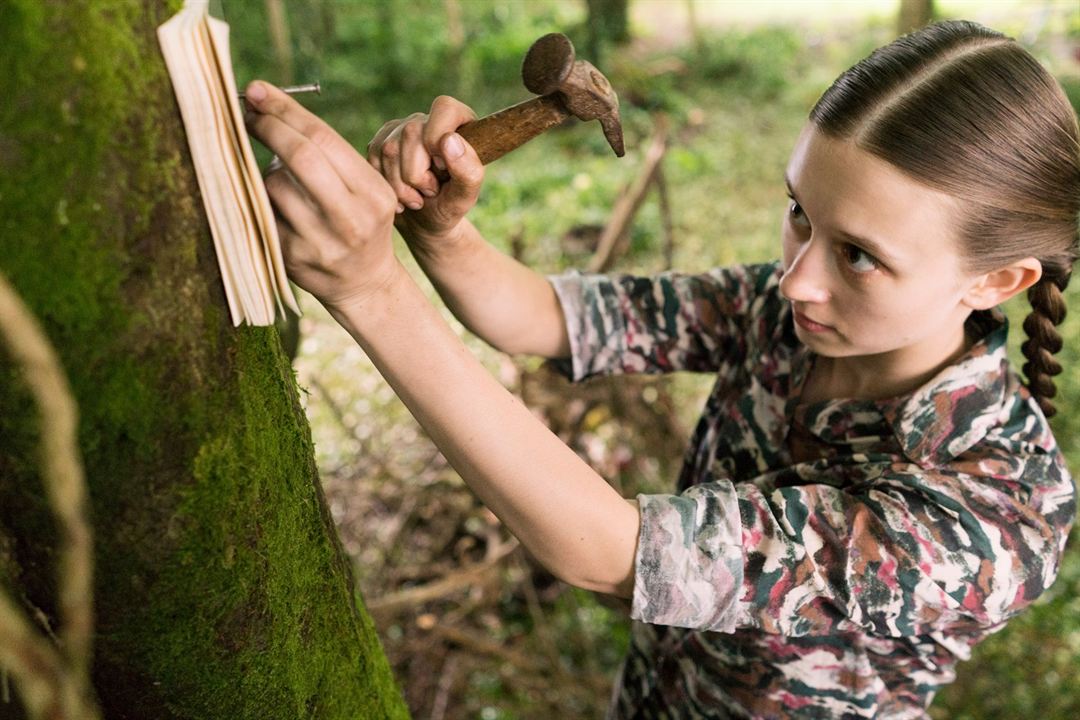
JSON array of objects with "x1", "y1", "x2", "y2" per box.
[{"x1": 810, "y1": 20, "x2": 1080, "y2": 417}]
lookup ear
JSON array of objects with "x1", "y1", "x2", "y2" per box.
[{"x1": 962, "y1": 258, "x2": 1042, "y2": 310}]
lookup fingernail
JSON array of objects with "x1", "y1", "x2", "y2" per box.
[
  {"x1": 433, "y1": 156, "x2": 447, "y2": 171},
  {"x1": 396, "y1": 203, "x2": 405, "y2": 214},
  {"x1": 420, "y1": 187, "x2": 437, "y2": 198},
  {"x1": 406, "y1": 200, "x2": 423, "y2": 211},
  {"x1": 445, "y1": 133, "x2": 465, "y2": 159},
  {"x1": 246, "y1": 82, "x2": 267, "y2": 103}
]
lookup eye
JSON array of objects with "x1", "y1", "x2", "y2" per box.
[
  {"x1": 842, "y1": 243, "x2": 879, "y2": 273},
  {"x1": 787, "y1": 197, "x2": 810, "y2": 228}
]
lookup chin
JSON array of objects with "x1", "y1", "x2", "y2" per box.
[{"x1": 793, "y1": 327, "x2": 866, "y2": 358}]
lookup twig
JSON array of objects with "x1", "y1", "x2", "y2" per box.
[
  {"x1": 429, "y1": 652, "x2": 457, "y2": 720},
  {"x1": 587, "y1": 114, "x2": 670, "y2": 273},
  {"x1": 0, "y1": 270, "x2": 99, "y2": 718},
  {"x1": 0, "y1": 590, "x2": 68, "y2": 718},
  {"x1": 429, "y1": 624, "x2": 540, "y2": 671},
  {"x1": 309, "y1": 375, "x2": 445, "y2": 482},
  {"x1": 368, "y1": 538, "x2": 519, "y2": 615},
  {"x1": 307, "y1": 375, "x2": 373, "y2": 455},
  {"x1": 515, "y1": 556, "x2": 563, "y2": 673},
  {"x1": 655, "y1": 164, "x2": 675, "y2": 270}
]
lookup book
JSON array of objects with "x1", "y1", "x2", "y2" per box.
[{"x1": 157, "y1": 0, "x2": 300, "y2": 327}]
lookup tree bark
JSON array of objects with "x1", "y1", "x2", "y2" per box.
[
  {"x1": 0, "y1": 2, "x2": 408, "y2": 718},
  {"x1": 264, "y1": 0, "x2": 295, "y2": 85},
  {"x1": 585, "y1": 0, "x2": 631, "y2": 65},
  {"x1": 898, "y1": 0, "x2": 934, "y2": 35}
]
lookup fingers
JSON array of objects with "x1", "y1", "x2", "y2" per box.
[
  {"x1": 377, "y1": 115, "x2": 434, "y2": 212},
  {"x1": 263, "y1": 163, "x2": 322, "y2": 244},
  {"x1": 368, "y1": 96, "x2": 480, "y2": 215},
  {"x1": 245, "y1": 81, "x2": 387, "y2": 201},
  {"x1": 245, "y1": 81, "x2": 398, "y2": 252},
  {"x1": 423, "y1": 96, "x2": 477, "y2": 155},
  {"x1": 399, "y1": 118, "x2": 439, "y2": 198},
  {"x1": 434, "y1": 131, "x2": 484, "y2": 219}
]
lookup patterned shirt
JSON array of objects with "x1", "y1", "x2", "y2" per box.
[{"x1": 548, "y1": 261, "x2": 1075, "y2": 719}]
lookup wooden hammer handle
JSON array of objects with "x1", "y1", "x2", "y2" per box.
[{"x1": 455, "y1": 94, "x2": 569, "y2": 166}]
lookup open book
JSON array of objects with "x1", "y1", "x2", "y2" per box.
[{"x1": 158, "y1": 0, "x2": 300, "y2": 327}]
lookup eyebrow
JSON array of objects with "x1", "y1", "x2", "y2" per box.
[{"x1": 784, "y1": 174, "x2": 900, "y2": 267}]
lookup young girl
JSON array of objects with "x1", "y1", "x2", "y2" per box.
[{"x1": 245, "y1": 20, "x2": 1078, "y2": 718}]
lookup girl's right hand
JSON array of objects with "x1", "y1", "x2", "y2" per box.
[{"x1": 368, "y1": 95, "x2": 485, "y2": 249}]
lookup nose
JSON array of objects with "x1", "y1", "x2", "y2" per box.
[{"x1": 779, "y1": 237, "x2": 830, "y2": 304}]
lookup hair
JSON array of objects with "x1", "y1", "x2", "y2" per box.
[{"x1": 809, "y1": 20, "x2": 1080, "y2": 418}]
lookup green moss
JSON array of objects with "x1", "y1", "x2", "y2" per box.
[
  {"x1": 0, "y1": 1, "x2": 407, "y2": 717},
  {"x1": 130, "y1": 329, "x2": 407, "y2": 718}
]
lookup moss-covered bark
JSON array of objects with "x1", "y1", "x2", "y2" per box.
[{"x1": 0, "y1": 1, "x2": 408, "y2": 717}]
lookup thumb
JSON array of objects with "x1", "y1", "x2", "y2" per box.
[{"x1": 437, "y1": 132, "x2": 484, "y2": 214}]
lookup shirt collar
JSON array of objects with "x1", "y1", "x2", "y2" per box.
[
  {"x1": 882, "y1": 309, "x2": 1011, "y2": 468},
  {"x1": 787, "y1": 309, "x2": 1012, "y2": 469}
]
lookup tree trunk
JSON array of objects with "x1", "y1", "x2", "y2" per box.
[
  {"x1": 897, "y1": 0, "x2": 934, "y2": 34},
  {"x1": 264, "y1": 0, "x2": 296, "y2": 85},
  {"x1": 0, "y1": 2, "x2": 408, "y2": 718},
  {"x1": 585, "y1": 0, "x2": 631, "y2": 65}
]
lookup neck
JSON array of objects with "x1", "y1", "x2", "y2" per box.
[{"x1": 807, "y1": 322, "x2": 971, "y2": 403}]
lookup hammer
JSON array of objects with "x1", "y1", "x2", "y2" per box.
[{"x1": 437, "y1": 33, "x2": 624, "y2": 178}]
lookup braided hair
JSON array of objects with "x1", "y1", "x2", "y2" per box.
[
  {"x1": 809, "y1": 20, "x2": 1080, "y2": 418},
  {"x1": 1023, "y1": 264, "x2": 1071, "y2": 417}
]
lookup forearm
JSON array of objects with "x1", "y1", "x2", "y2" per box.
[
  {"x1": 401, "y1": 219, "x2": 570, "y2": 358},
  {"x1": 329, "y1": 262, "x2": 638, "y2": 596}
]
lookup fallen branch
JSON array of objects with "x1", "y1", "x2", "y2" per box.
[
  {"x1": 368, "y1": 537, "x2": 520, "y2": 615},
  {"x1": 655, "y1": 164, "x2": 675, "y2": 270},
  {"x1": 428, "y1": 623, "x2": 541, "y2": 672},
  {"x1": 587, "y1": 113, "x2": 671, "y2": 273}
]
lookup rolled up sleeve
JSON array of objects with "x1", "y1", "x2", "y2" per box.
[
  {"x1": 547, "y1": 263, "x2": 780, "y2": 382},
  {"x1": 631, "y1": 481, "x2": 745, "y2": 632},
  {"x1": 628, "y1": 460, "x2": 1074, "y2": 639}
]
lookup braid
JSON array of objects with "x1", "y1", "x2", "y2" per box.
[{"x1": 1021, "y1": 266, "x2": 1070, "y2": 418}]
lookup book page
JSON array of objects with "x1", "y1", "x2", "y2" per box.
[
  {"x1": 157, "y1": 0, "x2": 300, "y2": 326},
  {"x1": 206, "y1": 18, "x2": 300, "y2": 319}
]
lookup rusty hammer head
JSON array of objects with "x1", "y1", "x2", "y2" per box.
[{"x1": 521, "y1": 33, "x2": 625, "y2": 157}]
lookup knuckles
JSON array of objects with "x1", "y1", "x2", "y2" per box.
[
  {"x1": 283, "y1": 141, "x2": 324, "y2": 175},
  {"x1": 380, "y1": 137, "x2": 401, "y2": 160},
  {"x1": 431, "y1": 95, "x2": 464, "y2": 114},
  {"x1": 263, "y1": 167, "x2": 295, "y2": 198}
]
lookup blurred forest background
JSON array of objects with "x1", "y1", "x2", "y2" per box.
[{"x1": 221, "y1": 1, "x2": 1080, "y2": 718}]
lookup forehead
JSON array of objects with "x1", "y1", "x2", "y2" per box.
[{"x1": 785, "y1": 125, "x2": 962, "y2": 267}]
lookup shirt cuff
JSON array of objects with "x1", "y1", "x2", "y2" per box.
[
  {"x1": 631, "y1": 481, "x2": 745, "y2": 632},
  {"x1": 546, "y1": 271, "x2": 593, "y2": 382}
]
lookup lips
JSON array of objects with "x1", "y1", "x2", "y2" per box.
[{"x1": 792, "y1": 307, "x2": 832, "y2": 333}]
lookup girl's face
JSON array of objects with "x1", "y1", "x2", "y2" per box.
[{"x1": 780, "y1": 126, "x2": 976, "y2": 368}]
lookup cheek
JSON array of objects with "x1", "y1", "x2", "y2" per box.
[{"x1": 839, "y1": 283, "x2": 943, "y2": 344}]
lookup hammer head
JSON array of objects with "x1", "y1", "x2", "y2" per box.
[{"x1": 522, "y1": 33, "x2": 625, "y2": 157}]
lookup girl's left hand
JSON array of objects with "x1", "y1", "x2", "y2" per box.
[{"x1": 243, "y1": 81, "x2": 401, "y2": 312}]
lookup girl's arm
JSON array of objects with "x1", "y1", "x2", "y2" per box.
[
  {"x1": 244, "y1": 81, "x2": 639, "y2": 596},
  {"x1": 402, "y1": 216, "x2": 571, "y2": 359},
  {"x1": 368, "y1": 96, "x2": 570, "y2": 359}
]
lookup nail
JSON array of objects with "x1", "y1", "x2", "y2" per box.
[
  {"x1": 245, "y1": 82, "x2": 267, "y2": 103},
  {"x1": 420, "y1": 187, "x2": 437, "y2": 198},
  {"x1": 396, "y1": 203, "x2": 405, "y2": 214},
  {"x1": 406, "y1": 200, "x2": 423, "y2": 211},
  {"x1": 279, "y1": 82, "x2": 321, "y2": 96},
  {"x1": 239, "y1": 81, "x2": 320, "y2": 101},
  {"x1": 444, "y1": 133, "x2": 465, "y2": 159}
]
